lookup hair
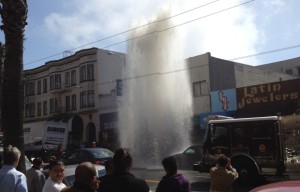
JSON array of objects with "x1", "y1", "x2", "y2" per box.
[
  {"x1": 57, "y1": 143, "x2": 64, "y2": 151},
  {"x1": 48, "y1": 159, "x2": 64, "y2": 170},
  {"x1": 75, "y1": 162, "x2": 97, "y2": 185},
  {"x1": 113, "y1": 148, "x2": 132, "y2": 170},
  {"x1": 3, "y1": 145, "x2": 21, "y2": 165},
  {"x1": 104, "y1": 159, "x2": 114, "y2": 174},
  {"x1": 32, "y1": 157, "x2": 43, "y2": 167},
  {"x1": 48, "y1": 155, "x2": 57, "y2": 163},
  {"x1": 217, "y1": 155, "x2": 229, "y2": 167},
  {"x1": 162, "y1": 156, "x2": 177, "y2": 174}
]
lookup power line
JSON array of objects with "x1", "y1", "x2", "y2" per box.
[
  {"x1": 54, "y1": 42, "x2": 300, "y2": 91},
  {"x1": 24, "y1": 0, "x2": 239, "y2": 66},
  {"x1": 100, "y1": 0, "x2": 255, "y2": 49},
  {"x1": 230, "y1": 44, "x2": 300, "y2": 61}
]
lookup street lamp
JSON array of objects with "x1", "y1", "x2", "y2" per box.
[{"x1": 107, "y1": 51, "x2": 126, "y2": 100}]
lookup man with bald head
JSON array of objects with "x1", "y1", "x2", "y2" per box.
[{"x1": 61, "y1": 162, "x2": 100, "y2": 192}]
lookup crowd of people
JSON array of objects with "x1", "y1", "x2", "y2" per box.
[{"x1": 0, "y1": 144, "x2": 239, "y2": 192}]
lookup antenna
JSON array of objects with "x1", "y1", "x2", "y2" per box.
[{"x1": 63, "y1": 50, "x2": 74, "y2": 58}]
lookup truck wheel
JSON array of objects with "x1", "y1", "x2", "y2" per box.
[{"x1": 232, "y1": 158, "x2": 258, "y2": 185}]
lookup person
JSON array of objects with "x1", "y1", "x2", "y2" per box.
[
  {"x1": 54, "y1": 143, "x2": 64, "y2": 160},
  {"x1": 91, "y1": 141, "x2": 97, "y2": 148},
  {"x1": 99, "y1": 148, "x2": 149, "y2": 192},
  {"x1": 210, "y1": 155, "x2": 239, "y2": 192},
  {"x1": 43, "y1": 155, "x2": 57, "y2": 170},
  {"x1": 98, "y1": 159, "x2": 114, "y2": 184},
  {"x1": 26, "y1": 157, "x2": 46, "y2": 192},
  {"x1": 156, "y1": 156, "x2": 191, "y2": 192},
  {"x1": 61, "y1": 162, "x2": 100, "y2": 192},
  {"x1": 0, "y1": 153, "x2": 3, "y2": 169},
  {"x1": 0, "y1": 145, "x2": 28, "y2": 192},
  {"x1": 42, "y1": 159, "x2": 66, "y2": 192}
]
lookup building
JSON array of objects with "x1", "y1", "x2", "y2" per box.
[
  {"x1": 188, "y1": 53, "x2": 300, "y2": 129},
  {"x1": 22, "y1": 48, "x2": 300, "y2": 148},
  {"x1": 23, "y1": 48, "x2": 124, "y2": 149}
]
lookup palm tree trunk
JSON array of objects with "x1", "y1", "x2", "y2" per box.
[{"x1": 0, "y1": 0, "x2": 28, "y2": 173}]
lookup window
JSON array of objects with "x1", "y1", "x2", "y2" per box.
[
  {"x1": 50, "y1": 98, "x2": 61, "y2": 113},
  {"x1": 37, "y1": 102, "x2": 42, "y2": 116},
  {"x1": 71, "y1": 70, "x2": 76, "y2": 85},
  {"x1": 286, "y1": 69, "x2": 293, "y2": 75},
  {"x1": 80, "y1": 91, "x2": 87, "y2": 108},
  {"x1": 25, "y1": 103, "x2": 35, "y2": 117},
  {"x1": 87, "y1": 90, "x2": 95, "y2": 106},
  {"x1": 72, "y1": 94, "x2": 77, "y2": 110},
  {"x1": 43, "y1": 79, "x2": 48, "y2": 93},
  {"x1": 25, "y1": 82, "x2": 35, "y2": 96},
  {"x1": 80, "y1": 90, "x2": 95, "y2": 108},
  {"x1": 50, "y1": 74, "x2": 61, "y2": 90},
  {"x1": 210, "y1": 125, "x2": 228, "y2": 146},
  {"x1": 65, "y1": 71, "x2": 70, "y2": 87},
  {"x1": 37, "y1": 80, "x2": 41, "y2": 95},
  {"x1": 193, "y1": 80, "x2": 207, "y2": 97},
  {"x1": 43, "y1": 101, "x2": 47, "y2": 115},
  {"x1": 80, "y1": 64, "x2": 94, "y2": 82},
  {"x1": 66, "y1": 96, "x2": 71, "y2": 112},
  {"x1": 87, "y1": 64, "x2": 94, "y2": 80}
]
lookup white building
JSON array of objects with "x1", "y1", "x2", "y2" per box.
[{"x1": 23, "y1": 48, "x2": 124, "y2": 148}]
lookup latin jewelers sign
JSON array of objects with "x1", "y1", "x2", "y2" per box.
[{"x1": 236, "y1": 78, "x2": 300, "y2": 111}]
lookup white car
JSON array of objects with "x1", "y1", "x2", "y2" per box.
[{"x1": 43, "y1": 164, "x2": 106, "y2": 186}]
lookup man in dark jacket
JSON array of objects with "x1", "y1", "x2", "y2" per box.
[
  {"x1": 156, "y1": 156, "x2": 191, "y2": 192},
  {"x1": 99, "y1": 148, "x2": 149, "y2": 192},
  {"x1": 61, "y1": 162, "x2": 99, "y2": 192}
]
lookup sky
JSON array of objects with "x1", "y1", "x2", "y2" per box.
[{"x1": 0, "y1": 0, "x2": 299, "y2": 70}]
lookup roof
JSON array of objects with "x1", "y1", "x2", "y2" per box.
[{"x1": 208, "y1": 116, "x2": 279, "y2": 124}]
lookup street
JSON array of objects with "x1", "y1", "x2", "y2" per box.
[
  {"x1": 132, "y1": 168, "x2": 254, "y2": 192},
  {"x1": 132, "y1": 168, "x2": 300, "y2": 192}
]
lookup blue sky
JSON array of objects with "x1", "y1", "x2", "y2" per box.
[{"x1": 1, "y1": 0, "x2": 299, "y2": 70}]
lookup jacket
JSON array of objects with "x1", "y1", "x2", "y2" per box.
[{"x1": 99, "y1": 170, "x2": 149, "y2": 192}]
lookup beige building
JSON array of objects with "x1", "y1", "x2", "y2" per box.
[{"x1": 23, "y1": 48, "x2": 124, "y2": 148}]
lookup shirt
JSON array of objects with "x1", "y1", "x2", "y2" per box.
[
  {"x1": 25, "y1": 167, "x2": 46, "y2": 192},
  {"x1": 42, "y1": 177, "x2": 66, "y2": 192},
  {"x1": 0, "y1": 165, "x2": 28, "y2": 192},
  {"x1": 99, "y1": 170, "x2": 149, "y2": 192},
  {"x1": 210, "y1": 166, "x2": 238, "y2": 192},
  {"x1": 156, "y1": 173, "x2": 191, "y2": 192}
]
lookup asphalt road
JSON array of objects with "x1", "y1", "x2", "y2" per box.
[{"x1": 132, "y1": 168, "x2": 300, "y2": 192}]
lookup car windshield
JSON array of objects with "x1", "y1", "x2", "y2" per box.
[{"x1": 91, "y1": 149, "x2": 114, "y2": 158}]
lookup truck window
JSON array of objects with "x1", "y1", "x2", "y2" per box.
[
  {"x1": 232, "y1": 127, "x2": 247, "y2": 148},
  {"x1": 210, "y1": 125, "x2": 228, "y2": 146}
]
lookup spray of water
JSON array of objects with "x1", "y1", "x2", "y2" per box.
[{"x1": 118, "y1": 9, "x2": 193, "y2": 168}]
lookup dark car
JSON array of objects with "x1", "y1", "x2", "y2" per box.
[
  {"x1": 61, "y1": 148, "x2": 114, "y2": 165},
  {"x1": 171, "y1": 144, "x2": 203, "y2": 170}
]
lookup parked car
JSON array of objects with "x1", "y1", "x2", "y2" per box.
[
  {"x1": 250, "y1": 180, "x2": 300, "y2": 192},
  {"x1": 171, "y1": 144, "x2": 203, "y2": 170},
  {"x1": 42, "y1": 164, "x2": 106, "y2": 186},
  {"x1": 61, "y1": 148, "x2": 114, "y2": 165}
]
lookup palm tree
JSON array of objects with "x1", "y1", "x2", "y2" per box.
[
  {"x1": 0, "y1": 0, "x2": 28, "y2": 172},
  {"x1": 0, "y1": 42, "x2": 5, "y2": 133}
]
